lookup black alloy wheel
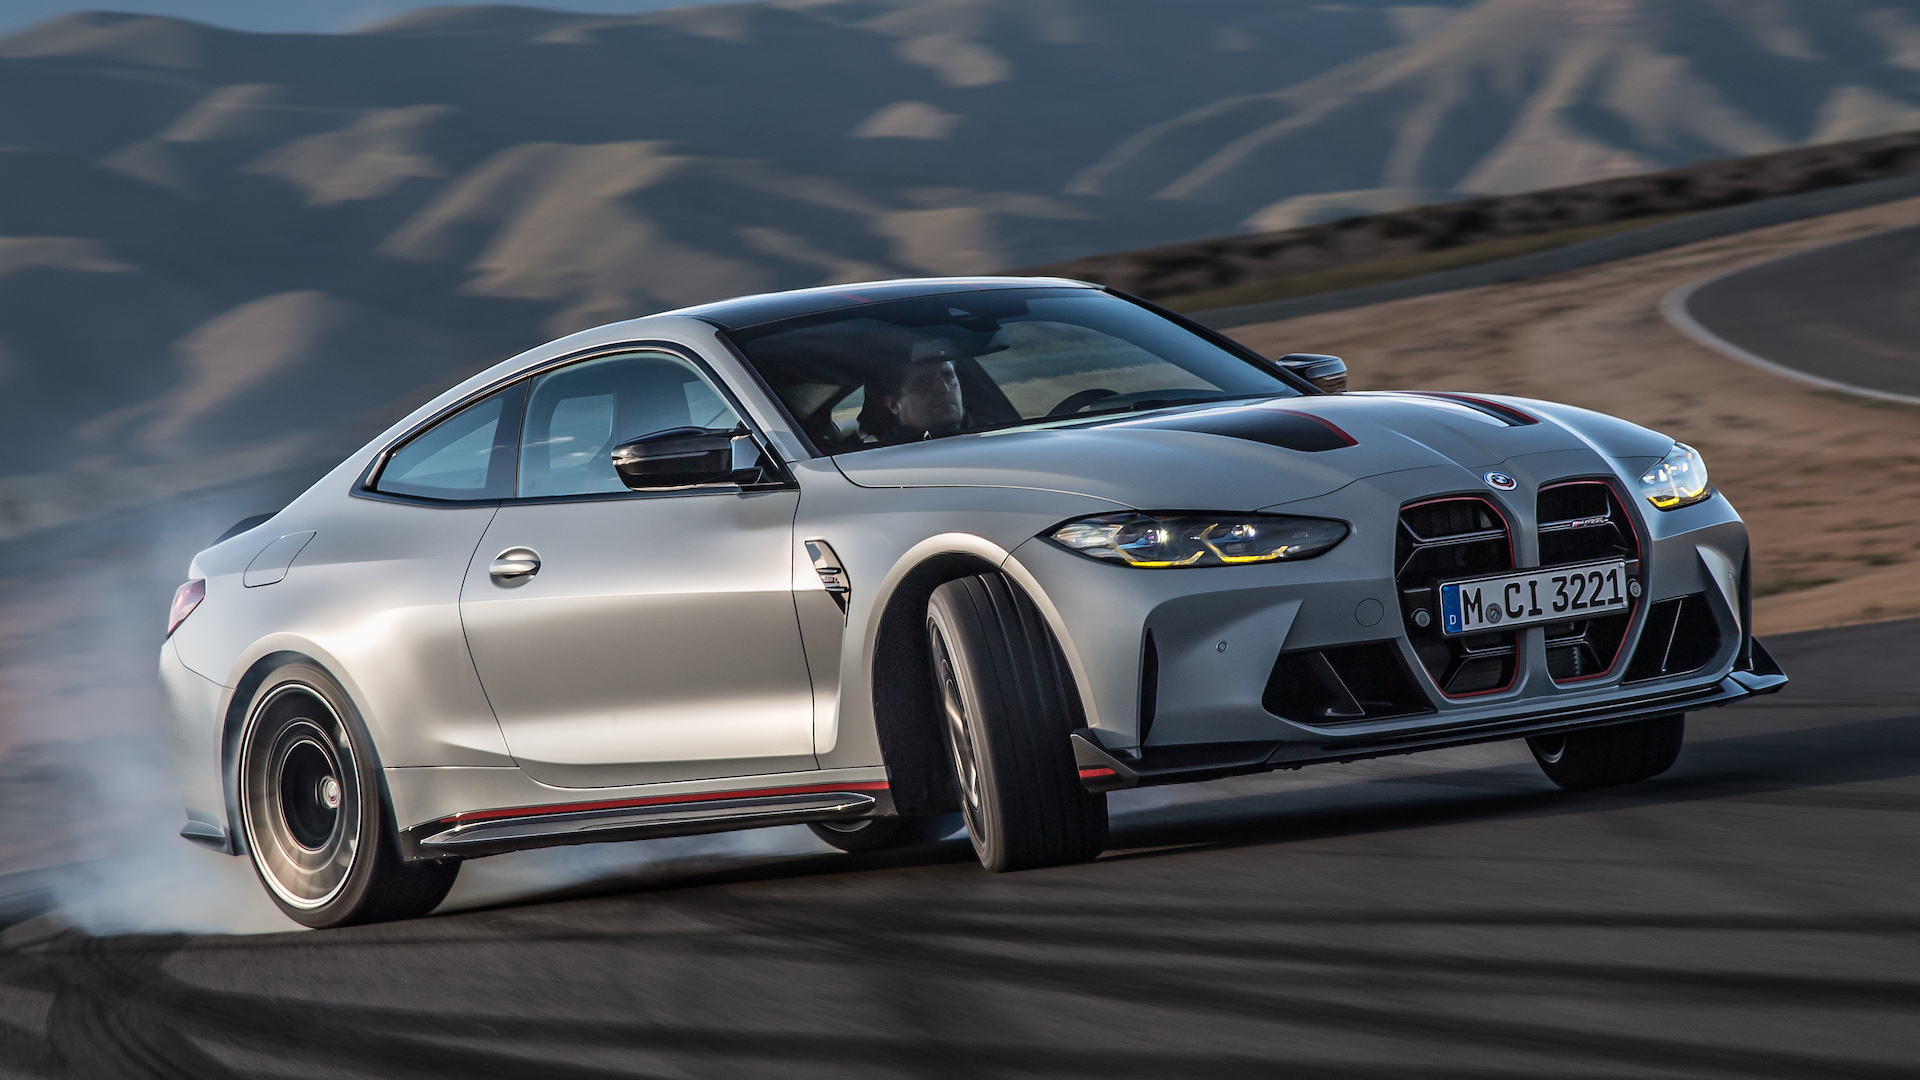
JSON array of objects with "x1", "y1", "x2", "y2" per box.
[
  {"x1": 1527, "y1": 714, "x2": 1686, "y2": 791},
  {"x1": 238, "y1": 662, "x2": 458, "y2": 927},
  {"x1": 926, "y1": 574, "x2": 1107, "y2": 872}
]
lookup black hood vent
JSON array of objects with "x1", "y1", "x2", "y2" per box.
[{"x1": 1126, "y1": 408, "x2": 1355, "y2": 452}]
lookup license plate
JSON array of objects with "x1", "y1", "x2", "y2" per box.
[{"x1": 1438, "y1": 560, "x2": 1629, "y2": 636}]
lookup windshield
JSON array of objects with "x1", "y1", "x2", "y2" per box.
[{"x1": 724, "y1": 287, "x2": 1301, "y2": 454}]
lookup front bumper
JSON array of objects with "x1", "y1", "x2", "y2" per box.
[
  {"x1": 1011, "y1": 452, "x2": 1766, "y2": 761},
  {"x1": 1071, "y1": 638, "x2": 1787, "y2": 791}
]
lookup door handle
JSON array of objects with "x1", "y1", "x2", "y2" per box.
[{"x1": 489, "y1": 547, "x2": 541, "y2": 581}]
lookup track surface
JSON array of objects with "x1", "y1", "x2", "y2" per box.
[
  {"x1": 1681, "y1": 223, "x2": 1920, "y2": 399},
  {"x1": 0, "y1": 619, "x2": 1914, "y2": 1078}
]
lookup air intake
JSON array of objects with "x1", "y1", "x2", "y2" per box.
[
  {"x1": 1624, "y1": 594, "x2": 1722, "y2": 681},
  {"x1": 1264, "y1": 641, "x2": 1434, "y2": 724}
]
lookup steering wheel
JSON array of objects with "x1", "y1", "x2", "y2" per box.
[{"x1": 1047, "y1": 388, "x2": 1121, "y2": 417}]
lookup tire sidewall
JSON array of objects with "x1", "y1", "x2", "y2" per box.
[
  {"x1": 927, "y1": 576, "x2": 1106, "y2": 872},
  {"x1": 926, "y1": 600, "x2": 1009, "y2": 867},
  {"x1": 237, "y1": 661, "x2": 390, "y2": 928}
]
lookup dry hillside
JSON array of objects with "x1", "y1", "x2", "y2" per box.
[{"x1": 2, "y1": 0, "x2": 1920, "y2": 525}]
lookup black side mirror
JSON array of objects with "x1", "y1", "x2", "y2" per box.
[
  {"x1": 1275, "y1": 353, "x2": 1348, "y2": 394},
  {"x1": 611, "y1": 427, "x2": 774, "y2": 490}
]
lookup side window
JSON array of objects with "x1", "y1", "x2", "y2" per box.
[
  {"x1": 517, "y1": 350, "x2": 743, "y2": 498},
  {"x1": 374, "y1": 386, "x2": 522, "y2": 501}
]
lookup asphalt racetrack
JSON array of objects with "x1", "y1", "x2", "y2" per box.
[
  {"x1": 0, "y1": 617, "x2": 1914, "y2": 1078},
  {"x1": 1679, "y1": 223, "x2": 1920, "y2": 399}
]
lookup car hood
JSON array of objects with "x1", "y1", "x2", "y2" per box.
[{"x1": 830, "y1": 392, "x2": 1671, "y2": 510}]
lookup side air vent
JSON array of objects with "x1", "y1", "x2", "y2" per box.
[
  {"x1": 1139, "y1": 632, "x2": 1159, "y2": 745},
  {"x1": 1396, "y1": 497, "x2": 1517, "y2": 695},
  {"x1": 1624, "y1": 594, "x2": 1722, "y2": 681},
  {"x1": 1538, "y1": 480, "x2": 1642, "y2": 682},
  {"x1": 1264, "y1": 641, "x2": 1434, "y2": 724}
]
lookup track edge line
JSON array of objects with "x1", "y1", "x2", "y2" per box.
[{"x1": 1659, "y1": 272, "x2": 1920, "y2": 408}]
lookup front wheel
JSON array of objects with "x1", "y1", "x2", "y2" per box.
[
  {"x1": 237, "y1": 662, "x2": 458, "y2": 927},
  {"x1": 927, "y1": 574, "x2": 1107, "y2": 872},
  {"x1": 1527, "y1": 714, "x2": 1685, "y2": 791}
]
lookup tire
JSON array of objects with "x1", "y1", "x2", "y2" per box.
[
  {"x1": 926, "y1": 574, "x2": 1108, "y2": 872},
  {"x1": 1527, "y1": 714, "x2": 1685, "y2": 792},
  {"x1": 808, "y1": 813, "x2": 960, "y2": 853},
  {"x1": 237, "y1": 662, "x2": 458, "y2": 927}
]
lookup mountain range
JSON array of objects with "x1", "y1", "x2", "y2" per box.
[{"x1": 2, "y1": 0, "x2": 1920, "y2": 533}]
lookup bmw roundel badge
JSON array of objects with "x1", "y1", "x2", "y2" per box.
[{"x1": 1484, "y1": 471, "x2": 1517, "y2": 490}]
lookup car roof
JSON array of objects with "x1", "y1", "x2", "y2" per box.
[{"x1": 661, "y1": 276, "x2": 1098, "y2": 331}]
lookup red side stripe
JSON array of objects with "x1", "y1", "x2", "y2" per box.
[{"x1": 447, "y1": 780, "x2": 891, "y2": 825}]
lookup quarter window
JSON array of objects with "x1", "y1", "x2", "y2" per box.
[
  {"x1": 374, "y1": 386, "x2": 522, "y2": 500},
  {"x1": 516, "y1": 350, "x2": 743, "y2": 498}
]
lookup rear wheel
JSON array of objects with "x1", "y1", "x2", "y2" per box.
[
  {"x1": 926, "y1": 574, "x2": 1107, "y2": 872},
  {"x1": 808, "y1": 814, "x2": 959, "y2": 853},
  {"x1": 1527, "y1": 714, "x2": 1685, "y2": 791},
  {"x1": 237, "y1": 662, "x2": 458, "y2": 927}
]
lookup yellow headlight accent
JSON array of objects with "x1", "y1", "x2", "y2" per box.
[
  {"x1": 1119, "y1": 550, "x2": 1208, "y2": 568},
  {"x1": 1638, "y1": 443, "x2": 1712, "y2": 511}
]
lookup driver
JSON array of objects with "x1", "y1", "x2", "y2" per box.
[{"x1": 874, "y1": 337, "x2": 967, "y2": 443}]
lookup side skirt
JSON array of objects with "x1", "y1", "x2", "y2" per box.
[{"x1": 401, "y1": 781, "x2": 893, "y2": 860}]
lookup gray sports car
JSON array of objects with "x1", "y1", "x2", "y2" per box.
[{"x1": 160, "y1": 277, "x2": 1786, "y2": 926}]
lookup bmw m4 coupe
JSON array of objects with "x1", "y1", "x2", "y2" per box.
[{"x1": 160, "y1": 277, "x2": 1786, "y2": 926}]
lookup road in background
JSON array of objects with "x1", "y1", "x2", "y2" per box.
[
  {"x1": 0, "y1": 618, "x2": 1913, "y2": 1077},
  {"x1": 1194, "y1": 174, "x2": 1920, "y2": 330},
  {"x1": 1670, "y1": 224, "x2": 1920, "y2": 402}
]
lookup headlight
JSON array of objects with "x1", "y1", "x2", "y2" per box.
[
  {"x1": 1048, "y1": 512, "x2": 1348, "y2": 568},
  {"x1": 1638, "y1": 442, "x2": 1712, "y2": 510}
]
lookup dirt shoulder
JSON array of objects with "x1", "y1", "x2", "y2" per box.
[{"x1": 1225, "y1": 197, "x2": 1920, "y2": 636}]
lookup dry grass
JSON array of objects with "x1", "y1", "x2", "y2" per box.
[
  {"x1": 1225, "y1": 197, "x2": 1920, "y2": 635},
  {"x1": 1164, "y1": 213, "x2": 1693, "y2": 313}
]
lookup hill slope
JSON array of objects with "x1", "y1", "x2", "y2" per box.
[{"x1": 0, "y1": 0, "x2": 1918, "y2": 518}]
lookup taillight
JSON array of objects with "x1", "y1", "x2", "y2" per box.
[{"x1": 167, "y1": 579, "x2": 205, "y2": 638}]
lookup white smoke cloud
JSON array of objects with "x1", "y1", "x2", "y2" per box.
[{"x1": 0, "y1": 466, "x2": 875, "y2": 936}]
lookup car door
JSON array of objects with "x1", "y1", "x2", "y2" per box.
[{"x1": 459, "y1": 347, "x2": 816, "y2": 789}]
